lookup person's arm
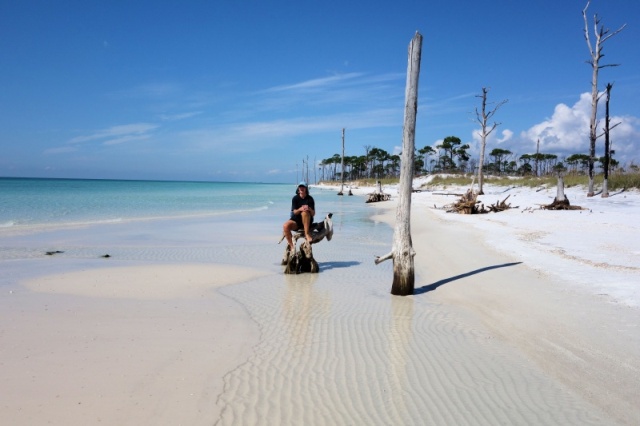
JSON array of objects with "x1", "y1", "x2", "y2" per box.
[
  {"x1": 291, "y1": 196, "x2": 302, "y2": 216},
  {"x1": 307, "y1": 198, "x2": 315, "y2": 217}
]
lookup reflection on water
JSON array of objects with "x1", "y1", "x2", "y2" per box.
[
  {"x1": 281, "y1": 273, "x2": 330, "y2": 355},
  {"x1": 387, "y1": 296, "x2": 414, "y2": 419}
]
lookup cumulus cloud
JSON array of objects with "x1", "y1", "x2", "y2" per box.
[
  {"x1": 517, "y1": 93, "x2": 640, "y2": 164},
  {"x1": 520, "y1": 93, "x2": 591, "y2": 152}
]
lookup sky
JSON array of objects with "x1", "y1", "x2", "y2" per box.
[{"x1": 1, "y1": 0, "x2": 639, "y2": 183}]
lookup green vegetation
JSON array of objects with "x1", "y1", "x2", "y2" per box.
[
  {"x1": 316, "y1": 135, "x2": 638, "y2": 191},
  {"x1": 427, "y1": 172, "x2": 640, "y2": 190}
]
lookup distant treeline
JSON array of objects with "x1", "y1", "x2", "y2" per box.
[{"x1": 319, "y1": 136, "x2": 637, "y2": 181}]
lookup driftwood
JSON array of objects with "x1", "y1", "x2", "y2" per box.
[
  {"x1": 486, "y1": 194, "x2": 516, "y2": 212},
  {"x1": 366, "y1": 192, "x2": 391, "y2": 203},
  {"x1": 445, "y1": 189, "x2": 484, "y2": 214},
  {"x1": 280, "y1": 213, "x2": 334, "y2": 274},
  {"x1": 366, "y1": 181, "x2": 391, "y2": 203},
  {"x1": 445, "y1": 189, "x2": 516, "y2": 214}
]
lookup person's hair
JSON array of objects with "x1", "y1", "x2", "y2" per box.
[{"x1": 295, "y1": 185, "x2": 309, "y2": 195}]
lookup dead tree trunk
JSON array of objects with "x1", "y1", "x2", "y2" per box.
[
  {"x1": 583, "y1": 1, "x2": 626, "y2": 197},
  {"x1": 475, "y1": 88, "x2": 507, "y2": 195},
  {"x1": 556, "y1": 173, "x2": 567, "y2": 203},
  {"x1": 375, "y1": 32, "x2": 422, "y2": 296},
  {"x1": 338, "y1": 128, "x2": 346, "y2": 195},
  {"x1": 602, "y1": 83, "x2": 613, "y2": 197}
]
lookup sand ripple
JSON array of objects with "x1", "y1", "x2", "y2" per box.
[{"x1": 215, "y1": 247, "x2": 605, "y2": 425}]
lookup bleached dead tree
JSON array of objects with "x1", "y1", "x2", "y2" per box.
[
  {"x1": 583, "y1": 0, "x2": 625, "y2": 197},
  {"x1": 555, "y1": 172, "x2": 567, "y2": 203},
  {"x1": 475, "y1": 87, "x2": 507, "y2": 195},
  {"x1": 375, "y1": 32, "x2": 422, "y2": 296}
]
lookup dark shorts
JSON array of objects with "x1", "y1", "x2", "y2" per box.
[{"x1": 290, "y1": 213, "x2": 312, "y2": 229}]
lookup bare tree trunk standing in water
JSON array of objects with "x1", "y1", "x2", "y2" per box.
[
  {"x1": 583, "y1": 0, "x2": 625, "y2": 197},
  {"x1": 375, "y1": 32, "x2": 422, "y2": 296},
  {"x1": 475, "y1": 88, "x2": 507, "y2": 195}
]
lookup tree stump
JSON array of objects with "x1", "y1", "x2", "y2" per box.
[
  {"x1": 542, "y1": 196, "x2": 584, "y2": 210},
  {"x1": 280, "y1": 213, "x2": 333, "y2": 274},
  {"x1": 366, "y1": 181, "x2": 391, "y2": 203},
  {"x1": 283, "y1": 241, "x2": 319, "y2": 274}
]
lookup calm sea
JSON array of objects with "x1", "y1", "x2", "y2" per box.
[{"x1": 0, "y1": 178, "x2": 371, "y2": 232}]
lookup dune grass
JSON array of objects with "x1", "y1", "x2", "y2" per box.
[{"x1": 426, "y1": 173, "x2": 640, "y2": 190}]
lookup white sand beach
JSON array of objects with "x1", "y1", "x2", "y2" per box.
[{"x1": 1, "y1": 179, "x2": 639, "y2": 425}]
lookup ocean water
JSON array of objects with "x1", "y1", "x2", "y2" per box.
[
  {"x1": 0, "y1": 178, "x2": 298, "y2": 229},
  {"x1": 0, "y1": 178, "x2": 388, "y2": 262}
]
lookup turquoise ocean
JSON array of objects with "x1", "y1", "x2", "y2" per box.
[
  {"x1": 0, "y1": 178, "x2": 377, "y2": 229},
  {"x1": 0, "y1": 177, "x2": 391, "y2": 264},
  {"x1": 1, "y1": 178, "x2": 300, "y2": 229}
]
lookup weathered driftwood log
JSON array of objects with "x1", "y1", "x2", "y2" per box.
[{"x1": 280, "y1": 213, "x2": 334, "y2": 274}]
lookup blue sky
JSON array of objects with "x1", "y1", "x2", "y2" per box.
[{"x1": 1, "y1": 0, "x2": 638, "y2": 183}]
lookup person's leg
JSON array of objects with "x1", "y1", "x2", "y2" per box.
[
  {"x1": 283, "y1": 219, "x2": 299, "y2": 250},
  {"x1": 301, "y1": 211, "x2": 313, "y2": 243}
]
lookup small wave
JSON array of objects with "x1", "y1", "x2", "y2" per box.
[{"x1": 0, "y1": 221, "x2": 14, "y2": 228}]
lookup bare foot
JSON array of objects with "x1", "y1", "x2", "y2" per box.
[{"x1": 305, "y1": 234, "x2": 313, "y2": 243}]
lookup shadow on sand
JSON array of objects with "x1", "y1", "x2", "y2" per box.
[
  {"x1": 319, "y1": 261, "x2": 361, "y2": 271},
  {"x1": 414, "y1": 262, "x2": 522, "y2": 295}
]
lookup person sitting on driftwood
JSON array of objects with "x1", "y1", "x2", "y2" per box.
[{"x1": 282, "y1": 181, "x2": 315, "y2": 251}]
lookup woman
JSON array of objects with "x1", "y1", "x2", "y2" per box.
[{"x1": 282, "y1": 181, "x2": 315, "y2": 251}]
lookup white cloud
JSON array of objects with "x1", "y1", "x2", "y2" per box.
[
  {"x1": 520, "y1": 93, "x2": 591, "y2": 152},
  {"x1": 497, "y1": 129, "x2": 513, "y2": 144},
  {"x1": 103, "y1": 134, "x2": 151, "y2": 146},
  {"x1": 264, "y1": 73, "x2": 365, "y2": 93},
  {"x1": 500, "y1": 93, "x2": 640, "y2": 165},
  {"x1": 69, "y1": 123, "x2": 159, "y2": 144}
]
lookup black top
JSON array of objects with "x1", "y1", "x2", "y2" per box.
[{"x1": 290, "y1": 194, "x2": 315, "y2": 225}]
